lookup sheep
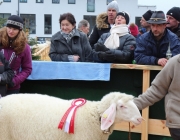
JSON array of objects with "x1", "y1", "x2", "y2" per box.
[{"x1": 0, "y1": 92, "x2": 142, "y2": 140}]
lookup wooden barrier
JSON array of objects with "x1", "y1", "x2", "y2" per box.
[
  {"x1": 111, "y1": 64, "x2": 170, "y2": 139},
  {"x1": 32, "y1": 41, "x2": 51, "y2": 61}
]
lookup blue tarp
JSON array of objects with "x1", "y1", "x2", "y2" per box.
[{"x1": 27, "y1": 61, "x2": 111, "y2": 81}]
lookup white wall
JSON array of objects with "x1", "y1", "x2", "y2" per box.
[{"x1": 0, "y1": 0, "x2": 156, "y2": 38}]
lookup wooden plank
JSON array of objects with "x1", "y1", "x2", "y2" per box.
[
  {"x1": 111, "y1": 64, "x2": 163, "y2": 71},
  {"x1": 141, "y1": 70, "x2": 150, "y2": 140},
  {"x1": 113, "y1": 119, "x2": 170, "y2": 136}
]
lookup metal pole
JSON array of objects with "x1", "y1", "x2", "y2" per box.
[{"x1": 18, "y1": 0, "x2": 19, "y2": 16}]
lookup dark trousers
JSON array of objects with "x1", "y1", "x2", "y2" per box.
[
  {"x1": 169, "y1": 128, "x2": 180, "y2": 140},
  {"x1": 7, "y1": 89, "x2": 20, "y2": 95}
]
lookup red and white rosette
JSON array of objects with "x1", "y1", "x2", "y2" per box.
[{"x1": 58, "y1": 98, "x2": 86, "y2": 134}]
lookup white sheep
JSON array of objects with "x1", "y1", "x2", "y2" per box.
[{"x1": 0, "y1": 92, "x2": 142, "y2": 140}]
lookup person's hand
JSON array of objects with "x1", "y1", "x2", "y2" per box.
[
  {"x1": 8, "y1": 81, "x2": 14, "y2": 88},
  {"x1": 98, "y1": 50, "x2": 115, "y2": 62},
  {"x1": 73, "y1": 55, "x2": 80, "y2": 62},
  {"x1": 94, "y1": 43, "x2": 109, "y2": 52},
  {"x1": 158, "y1": 58, "x2": 168, "y2": 67}
]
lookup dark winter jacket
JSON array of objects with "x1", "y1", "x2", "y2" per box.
[
  {"x1": 167, "y1": 24, "x2": 180, "y2": 39},
  {"x1": 134, "y1": 29, "x2": 180, "y2": 65},
  {"x1": 1, "y1": 44, "x2": 32, "y2": 91},
  {"x1": 89, "y1": 13, "x2": 111, "y2": 49},
  {"x1": 49, "y1": 29, "x2": 99, "y2": 62},
  {"x1": 95, "y1": 33, "x2": 136, "y2": 63},
  {"x1": 0, "y1": 51, "x2": 14, "y2": 96}
]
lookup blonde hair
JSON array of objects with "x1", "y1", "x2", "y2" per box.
[{"x1": 0, "y1": 27, "x2": 27, "y2": 54}]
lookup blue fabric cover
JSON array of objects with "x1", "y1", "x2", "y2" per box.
[{"x1": 27, "y1": 61, "x2": 111, "y2": 81}]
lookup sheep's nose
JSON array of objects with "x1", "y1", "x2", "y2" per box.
[{"x1": 137, "y1": 118, "x2": 143, "y2": 123}]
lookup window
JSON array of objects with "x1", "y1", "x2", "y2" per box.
[
  {"x1": 87, "y1": 0, "x2": 95, "y2": 12},
  {"x1": 3, "y1": 0, "x2": 11, "y2": 2},
  {"x1": 107, "y1": 0, "x2": 112, "y2": 5},
  {"x1": 37, "y1": 37, "x2": 51, "y2": 44},
  {"x1": 44, "y1": 15, "x2": 52, "y2": 34},
  {"x1": 0, "y1": 13, "x2": 11, "y2": 27},
  {"x1": 135, "y1": 17, "x2": 141, "y2": 28},
  {"x1": 20, "y1": 0, "x2": 27, "y2": 3},
  {"x1": 68, "y1": 0, "x2": 75, "y2": 4},
  {"x1": 20, "y1": 14, "x2": 36, "y2": 34},
  {"x1": 52, "y1": 0, "x2": 59, "y2": 4},
  {"x1": 36, "y1": 0, "x2": 43, "y2": 3}
]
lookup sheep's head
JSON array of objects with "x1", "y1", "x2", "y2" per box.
[{"x1": 100, "y1": 92, "x2": 143, "y2": 130}]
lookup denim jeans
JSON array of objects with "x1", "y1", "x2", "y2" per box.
[{"x1": 169, "y1": 128, "x2": 180, "y2": 140}]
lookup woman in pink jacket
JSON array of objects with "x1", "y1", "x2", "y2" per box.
[{"x1": 0, "y1": 15, "x2": 32, "y2": 95}]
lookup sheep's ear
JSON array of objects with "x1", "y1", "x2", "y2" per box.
[{"x1": 101, "y1": 103, "x2": 116, "y2": 130}]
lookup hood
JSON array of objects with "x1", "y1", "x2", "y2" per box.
[{"x1": 96, "y1": 12, "x2": 109, "y2": 29}]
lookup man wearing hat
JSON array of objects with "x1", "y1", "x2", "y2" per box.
[
  {"x1": 134, "y1": 11, "x2": 180, "y2": 66},
  {"x1": 89, "y1": 0, "x2": 119, "y2": 49},
  {"x1": 139, "y1": 10, "x2": 153, "y2": 34},
  {"x1": 166, "y1": 7, "x2": 180, "y2": 38}
]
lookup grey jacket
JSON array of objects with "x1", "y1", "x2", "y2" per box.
[
  {"x1": 134, "y1": 54, "x2": 180, "y2": 128},
  {"x1": 49, "y1": 29, "x2": 98, "y2": 62},
  {"x1": 96, "y1": 33, "x2": 136, "y2": 63}
]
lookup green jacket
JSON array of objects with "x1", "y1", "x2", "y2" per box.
[{"x1": 134, "y1": 54, "x2": 180, "y2": 128}]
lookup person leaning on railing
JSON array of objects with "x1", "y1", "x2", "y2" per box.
[
  {"x1": 134, "y1": 11, "x2": 180, "y2": 67},
  {"x1": 93, "y1": 11, "x2": 136, "y2": 64},
  {"x1": 49, "y1": 12, "x2": 99, "y2": 62}
]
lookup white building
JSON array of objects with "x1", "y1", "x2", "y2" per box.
[{"x1": 0, "y1": 0, "x2": 156, "y2": 42}]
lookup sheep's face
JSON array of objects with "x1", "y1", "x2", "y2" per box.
[
  {"x1": 115, "y1": 99, "x2": 142, "y2": 125},
  {"x1": 101, "y1": 99, "x2": 142, "y2": 130}
]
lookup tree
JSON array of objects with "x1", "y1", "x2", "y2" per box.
[
  {"x1": 0, "y1": 17, "x2": 7, "y2": 28},
  {"x1": 27, "y1": 35, "x2": 41, "y2": 60}
]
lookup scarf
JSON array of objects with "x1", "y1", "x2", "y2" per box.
[
  {"x1": 104, "y1": 24, "x2": 129, "y2": 49},
  {"x1": 60, "y1": 28, "x2": 76, "y2": 43}
]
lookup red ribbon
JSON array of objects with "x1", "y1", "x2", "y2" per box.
[{"x1": 58, "y1": 98, "x2": 86, "y2": 133}]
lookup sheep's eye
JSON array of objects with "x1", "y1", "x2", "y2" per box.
[{"x1": 120, "y1": 105, "x2": 124, "y2": 108}]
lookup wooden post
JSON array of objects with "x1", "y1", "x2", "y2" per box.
[{"x1": 141, "y1": 70, "x2": 150, "y2": 140}]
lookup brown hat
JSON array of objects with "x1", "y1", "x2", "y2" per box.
[{"x1": 147, "y1": 11, "x2": 168, "y2": 24}]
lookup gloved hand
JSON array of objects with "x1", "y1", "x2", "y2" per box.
[
  {"x1": 98, "y1": 50, "x2": 115, "y2": 62},
  {"x1": 94, "y1": 43, "x2": 109, "y2": 52},
  {"x1": 8, "y1": 81, "x2": 14, "y2": 88}
]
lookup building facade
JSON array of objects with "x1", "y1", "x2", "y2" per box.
[{"x1": 0, "y1": 0, "x2": 156, "y2": 42}]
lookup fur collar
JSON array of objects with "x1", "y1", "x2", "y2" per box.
[{"x1": 96, "y1": 13, "x2": 109, "y2": 29}]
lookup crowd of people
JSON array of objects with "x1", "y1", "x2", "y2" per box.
[
  {"x1": 47, "y1": 1, "x2": 180, "y2": 139},
  {"x1": 0, "y1": 0, "x2": 180, "y2": 139}
]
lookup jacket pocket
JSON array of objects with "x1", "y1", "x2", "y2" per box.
[{"x1": 166, "y1": 99, "x2": 180, "y2": 125}]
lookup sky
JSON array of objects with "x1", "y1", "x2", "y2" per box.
[{"x1": 138, "y1": 0, "x2": 180, "y2": 13}]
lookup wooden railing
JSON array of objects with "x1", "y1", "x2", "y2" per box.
[{"x1": 111, "y1": 64, "x2": 170, "y2": 140}]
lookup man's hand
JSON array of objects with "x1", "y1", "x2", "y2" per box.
[{"x1": 158, "y1": 58, "x2": 168, "y2": 67}]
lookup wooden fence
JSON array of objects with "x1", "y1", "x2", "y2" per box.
[{"x1": 111, "y1": 64, "x2": 170, "y2": 140}]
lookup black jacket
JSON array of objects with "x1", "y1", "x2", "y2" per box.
[
  {"x1": 89, "y1": 13, "x2": 111, "y2": 49},
  {"x1": 95, "y1": 33, "x2": 136, "y2": 63},
  {"x1": 167, "y1": 24, "x2": 180, "y2": 39},
  {"x1": 0, "y1": 52, "x2": 14, "y2": 96}
]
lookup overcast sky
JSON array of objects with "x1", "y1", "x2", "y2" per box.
[{"x1": 138, "y1": 0, "x2": 180, "y2": 13}]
